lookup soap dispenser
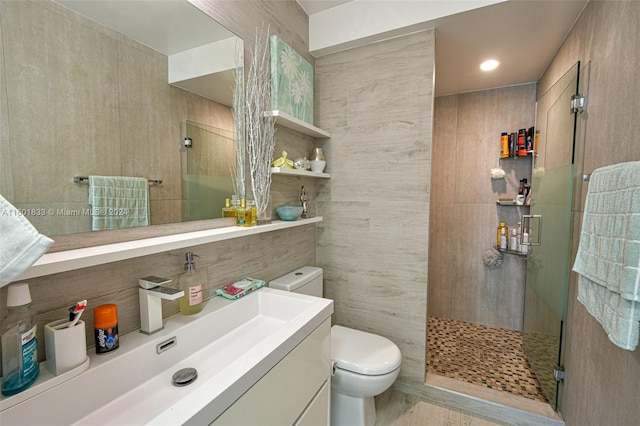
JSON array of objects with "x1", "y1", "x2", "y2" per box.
[{"x1": 179, "y1": 253, "x2": 203, "y2": 315}]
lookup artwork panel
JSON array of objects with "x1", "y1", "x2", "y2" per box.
[{"x1": 270, "y1": 35, "x2": 313, "y2": 125}]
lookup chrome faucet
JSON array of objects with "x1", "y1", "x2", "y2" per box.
[{"x1": 139, "y1": 276, "x2": 184, "y2": 335}]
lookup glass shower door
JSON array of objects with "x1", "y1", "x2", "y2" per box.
[
  {"x1": 185, "y1": 121, "x2": 236, "y2": 221},
  {"x1": 523, "y1": 62, "x2": 580, "y2": 409}
]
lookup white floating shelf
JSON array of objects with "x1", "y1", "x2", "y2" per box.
[
  {"x1": 271, "y1": 167, "x2": 330, "y2": 178},
  {"x1": 266, "y1": 110, "x2": 331, "y2": 138},
  {"x1": 17, "y1": 217, "x2": 323, "y2": 281}
]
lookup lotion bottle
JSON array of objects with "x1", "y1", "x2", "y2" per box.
[
  {"x1": 521, "y1": 229, "x2": 530, "y2": 255},
  {"x1": 499, "y1": 225, "x2": 508, "y2": 250},
  {"x1": 179, "y1": 253, "x2": 203, "y2": 315},
  {"x1": 510, "y1": 228, "x2": 517, "y2": 251}
]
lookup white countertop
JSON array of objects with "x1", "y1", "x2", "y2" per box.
[{"x1": 0, "y1": 288, "x2": 333, "y2": 425}]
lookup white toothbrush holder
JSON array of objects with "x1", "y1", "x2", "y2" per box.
[{"x1": 45, "y1": 319, "x2": 87, "y2": 376}]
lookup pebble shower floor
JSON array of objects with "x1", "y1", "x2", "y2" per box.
[{"x1": 427, "y1": 316, "x2": 547, "y2": 403}]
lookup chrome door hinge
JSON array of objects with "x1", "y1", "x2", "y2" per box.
[
  {"x1": 570, "y1": 94, "x2": 586, "y2": 113},
  {"x1": 554, "y1": 365, "x2": 566, "y2": 382}
]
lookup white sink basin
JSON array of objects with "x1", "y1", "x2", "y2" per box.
[{"x1": 0, "y1": 288, "x2": 333, "y2": 425}]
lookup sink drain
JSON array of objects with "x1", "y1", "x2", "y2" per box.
[{"x1": 172, "y1": 367, "x2": 198, "y2": 387}]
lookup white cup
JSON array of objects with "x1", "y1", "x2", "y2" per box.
[
  {"x1": 310, "y1": 160, "x2": 326, "y2": 172},
  {"x1": 45, "y1": 319, "x2": 87, "y2": 375}
]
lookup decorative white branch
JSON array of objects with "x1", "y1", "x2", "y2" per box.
[
  {"x1": 232, "y1": 38, "x2": 246, "y2": 200},
  {"x1": 245, "y1": 25, "x2": 275, "y2": 223}
]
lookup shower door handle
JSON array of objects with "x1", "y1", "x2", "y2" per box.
[{"x1": 521, "y1": 215, "x2": 542, "y2": 246}]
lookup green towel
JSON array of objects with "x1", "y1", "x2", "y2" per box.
[
  {"x1": 573, "y1": 161, "x2": 640, "y2": 350},
  {"x1": 88, "y1": 176, "x2": 150, "y2": 231}
]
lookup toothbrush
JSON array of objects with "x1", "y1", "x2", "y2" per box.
[{"x1": 67, "y1": 300, "x2": 87, "y2": 328}]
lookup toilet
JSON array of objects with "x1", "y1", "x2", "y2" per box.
[{"x1": 270, "y1": 266, "x2": 402, "y2": 426}]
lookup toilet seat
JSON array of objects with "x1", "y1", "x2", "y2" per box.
[
  {"x1": 331, "y1": 325, "x2": 402, "y2": 375},
  {"x1": 270, "y1": 267, "x2": 402, "y2": 426}
]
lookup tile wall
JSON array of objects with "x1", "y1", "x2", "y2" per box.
[
  {"x1": 429, "y1": 84, "x2": 536, "y2": 331},
  {"x1": 4, "y1": 2, "x2": 637, "y2": 422},
  {"x1": 537, "y1": 1, "x2": 640, "y2": 424},
  {"x1": 0, "y1": 0, "x2": 234, "y2": 236},
  {"x1": 0, "y1": 0, "x2": 319, "y2": 367},
  {"x1": 315, "y1": 29, "x2": 435, "y2": 386}
]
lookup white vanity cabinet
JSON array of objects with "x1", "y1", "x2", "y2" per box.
[
  {"x1": 209, "y1": 319, "x2": 331, "y2": 426},
  {"x1": 0, "y1": 289, "x2": 333, "y2": 426},
  {"x1": 295, "y1": 381, "x2": 330, "y2": 426}
]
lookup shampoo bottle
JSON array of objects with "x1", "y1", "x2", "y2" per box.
[
  {"x1": 499, "y1": 224, "x2": 508, "y2": 250},
  {"x1": 1, "y1": 283, "x2": 39, "y2": 396},
  {"x1": 510, "y1": 228, "x2": 517, "y2": 251},
  {"x1": 521, "y1": 229, "x2": 530, "y2": 255},
  {"x1": 496, "y1": 222, "x2": 503, "y2": 247},
  {"x1": 500, "y1": 132, "x2": 509, "y2": 159},
  {"x1": 179, "y1": 253, "x2": 203, "y2": 315}
]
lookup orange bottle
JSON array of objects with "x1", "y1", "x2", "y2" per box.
[
  {"x1": 517, "y1": 129, "x2": 527, "y2": 156},
  {"x1": 94, "y1": 304, "x2": 119, "y2": 354},
  {"x1": 500, "y1": 132, "x2": 509, "y2": 159}
]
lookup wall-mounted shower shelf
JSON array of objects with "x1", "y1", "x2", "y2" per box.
[
  {"x1": 499, "y1": 152, "x2": 537, "y2": 160},
  {"x1": 496, "y1": 200, "x2": 530, "y2": 207},
  {"x1": 496, "y1": 246, "x2": 528, "y2": 259}
]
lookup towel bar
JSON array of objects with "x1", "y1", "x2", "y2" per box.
[{"x1": 73, "y1": 176, "x2": 162, "y2": 185}]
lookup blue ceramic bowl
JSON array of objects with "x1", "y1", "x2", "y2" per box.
[{"x1": 276, "y1": 205, "x2": 303, "y2": 221}]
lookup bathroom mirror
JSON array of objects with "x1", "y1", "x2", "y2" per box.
[
  {"x1": 0, "y1": 0, "x2": 244, "y2": 240},
  {"x1": 185, "y1": 121, "x2": 236, "y2": 221}
]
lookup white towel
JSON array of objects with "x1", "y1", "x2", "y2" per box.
[
  {"x1": 88, "y1": 176, "x2": 150, "y2": 231},
  {"x1": 572, "y1": 161, "x2": 640, "y2": 350},
  {"x1": 0, "y1": 194, "x2": 53, "y2": 287}
]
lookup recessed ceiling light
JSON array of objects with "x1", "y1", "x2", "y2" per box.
[{"x1": 480, "y1": 59, "x2": 500, "y2": 71}]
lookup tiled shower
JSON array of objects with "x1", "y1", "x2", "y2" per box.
[
  {"x1": 427, "y1": 84, "x2": 546, "y2": 403},
  {"x1": 427, "y1": 316, "x2": 546, "y2": 402}
]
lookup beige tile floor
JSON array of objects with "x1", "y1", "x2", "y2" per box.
[
  {"x1": 427, "y1": 316, "x2": 547, "y2": 402},
  {"x1": 375, "y1": 388, "x2": 503, "y2": 426}
]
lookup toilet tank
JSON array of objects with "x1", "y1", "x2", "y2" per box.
[{"x1": 269, "y1": 266, "x2": 323, "y2": 297}]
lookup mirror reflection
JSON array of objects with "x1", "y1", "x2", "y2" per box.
[
  {"x1": 185, "y1": 121, "x2": 235, "y2": 221},
  {"x1": 0, "y1": 0, "x2": 243, "y2": 237}
]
